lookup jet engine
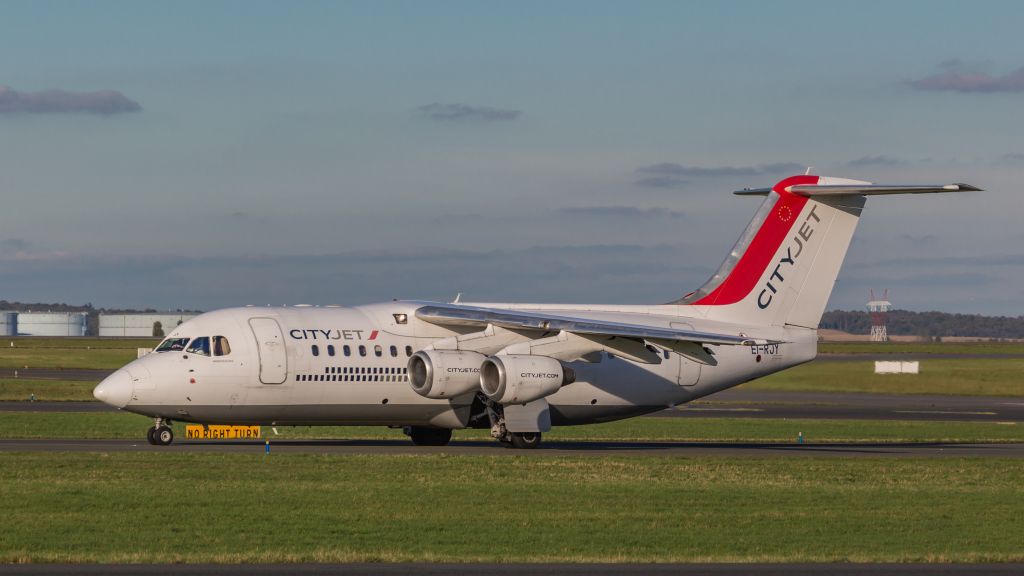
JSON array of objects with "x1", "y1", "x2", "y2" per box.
[
  {"x1": 479, "y1": 355, "x2": 576, "y2": 405},
  {"x1": 408, "y1": 350, "x2": 487, "y2": 399}
]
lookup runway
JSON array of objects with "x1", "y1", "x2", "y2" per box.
[
  {"x1": 815, "y1": 353, "x2": 1024, "y2": 362},
  {"x1": 2, "y1": 438, "x2": 1022, "y2": 458},
  {"x1": 4, "y1": 389, "x2": 1023, "y2": 421},
  {"x1": 1, "y1": 564, "x2": 1022, "y2": 576},
  {"x1": 0, "y1": 367, "x2": 108, "y2": 381},
  {"x1": 674, "y1": 389, "x2": 1024, "y2": 422}
]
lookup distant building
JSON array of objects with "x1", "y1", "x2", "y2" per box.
[
  {"x1": 0, "y1": 312, "x2": 17, "y2": 337},
  {"x1": 16, "y1": 312, "x2": 89, "y2": 336},
  {"x1": 99, "y1": 313, "x2": 198, "y2": 338}
]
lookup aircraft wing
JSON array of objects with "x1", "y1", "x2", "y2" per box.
[{"x1": 413, "y1": 302, "x2": 766, "y2": 347}]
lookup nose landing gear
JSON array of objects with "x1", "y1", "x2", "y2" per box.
[{"x1": 146, "y1": 418, "x2": 174, "y2": 446}]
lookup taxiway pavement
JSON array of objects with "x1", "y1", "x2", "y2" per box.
[{"x1": 4, "y1": 390, "x2": 1022, "y2": 421}]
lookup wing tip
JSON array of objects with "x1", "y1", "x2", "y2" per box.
[
  {"x1": 733, "y1": 187, "x2": 772, "y2": 196},
  {"x1": 952, "y1": 182, "x2": 983, "y2": 192}
]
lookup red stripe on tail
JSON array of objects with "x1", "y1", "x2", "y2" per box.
[{"x1": 693, "y1": 175, "x2": 818, "y2": 306}]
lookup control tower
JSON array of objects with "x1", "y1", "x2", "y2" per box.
[{"x1": 867, "y1": 289, "x2": 892, "y2": 343}]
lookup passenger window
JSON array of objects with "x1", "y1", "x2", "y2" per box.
[
  {"x1": 389, "y1": 345, "x2": 397, "y2": 357},
  {"x1": 343, "y1": 345, "x2": 351, "y2": 357},
  {"x1": 359, "y1": 345, "x2": 366, "y2": 357},
  {"x1": 405, "y1": 345, "x2": 413, "y2": 357},
  {"x1": 156, "y1": 337, "x2": 190, "y2": 352},
  {"x1": 312, "y1": 345, "x2": 320, "y2": 357},
  {"x1": 213, "y1": 336, "x2": 231, "y2": 356},
  {"x1": 374, "y1": 345, "x2": 383, "y2": 357},
  {"x1": 186, "y1": 337, "x2": 210, "y2": 356},
  {"x1": 328, "y1": 345, "x2": 336, "y2": 357}
]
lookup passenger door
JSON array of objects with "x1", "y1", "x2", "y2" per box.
[{"x1": 249, "y1": 318, "x2": 288, "y2": 384}]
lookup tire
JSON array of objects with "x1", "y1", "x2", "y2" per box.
[
  {"x1": 146, "y1": 426, "x2": 158, "y2": 445},
  {"x1": 154, "y1": 426, "x2": 174, "y2": 446},
  {"x1": 409, "y1": 427, "x2": 452, "y2": 446},
  {"x1": 509, "y1": 432, "x2": 542, "y2": 449}
]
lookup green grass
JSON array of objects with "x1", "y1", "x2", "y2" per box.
[
  {"x1": 1, "y1": 338, "x2": 1022, "y2": 398},
  {"x1": 1, "y1": 452, "x2": 1022, "y2": 563},
  {"x1": 0, "y1": 379, "x2": 97, "y2": 401},
  {"x1": 1, "y1": 412, "x2": 1020, "y2": 443},
  {"x1": 0, "y1": 337, "x2": 157, "y2": 370},
  {"x1": 1, "y1": 337, "x2": 160, "y2": 349},
  {"x1": 746, "y1": 358, "x2": 1024, "y2": 396},
  {"x1": 0, "y1": 348, "x2": 138, "y2": 370},
  {"x1": 819, "y1": 341, "x2": 1024, "y2": 355}
]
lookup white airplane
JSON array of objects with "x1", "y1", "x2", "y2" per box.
[{"x1": 94, "y1": 174, "x2": 980, "y2": 448}]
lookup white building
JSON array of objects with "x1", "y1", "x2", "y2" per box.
[
  {"x1": 17, "y1": 312, "x2": 88, "y2": 337},
  {"x1": 0, "y1": 312, "x2": 17, "y2": 336},
  {"x1": 99, "y1": 313, "x2": 198, "y2": 338}
]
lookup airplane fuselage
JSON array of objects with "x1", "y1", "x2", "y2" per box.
[{"x1": 108, "y1": 301, "x2": 816, "y2": 428}]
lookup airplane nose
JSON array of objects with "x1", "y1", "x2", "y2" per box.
[{"x1": 94, "y1": 369, "x2": 133, "y2": 408}]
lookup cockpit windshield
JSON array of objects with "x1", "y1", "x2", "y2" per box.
[
  {"x1": 186, "y1": 337, "x2": 211, "y2": 356},
  {"x1": 155, "y1": 337, "x2": 190, "y2": 352},
  {"x1": 677, "y1": 192, "x2": 780, "y2": 304}
]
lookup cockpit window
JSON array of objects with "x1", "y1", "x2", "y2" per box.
[
  {"x1": 186, "y1": 337, "x2": 211, "y2": 356},
  {"x1": 155, "y1": 337, "x2": 190, "y2": 352},
  {"x1": 213, "y1": 336, "x2": 231, "y2": 356}
]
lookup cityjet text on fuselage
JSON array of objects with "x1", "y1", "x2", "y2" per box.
[{"x1": 288, "y1": 329, "x2": 378, "y2": 341}]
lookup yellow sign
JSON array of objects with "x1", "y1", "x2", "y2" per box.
[{"x1": 185, "y1": 425, "x2": 262, "y2": 440}]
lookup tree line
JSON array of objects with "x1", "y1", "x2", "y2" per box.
[{"x1": 820, "y1": 310, "x2": 1024, "y2": 339}]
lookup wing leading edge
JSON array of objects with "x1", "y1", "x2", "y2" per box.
[{"x1": 413, "y1": 302, "x2": 768, "y2": 347}]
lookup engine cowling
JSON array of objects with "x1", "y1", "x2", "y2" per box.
[
  {"x1": 479, "y1": 355, "x2": 576, "y2": 405},
  {"x1": 408, "y1": 349, "x2": 487, "y2": 399}
]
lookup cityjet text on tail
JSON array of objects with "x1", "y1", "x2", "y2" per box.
[{"x1": 94, "y1": 174, "x2": 981, "y2": 448}]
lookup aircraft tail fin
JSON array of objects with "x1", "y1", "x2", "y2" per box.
[{"x1": 675, "y1": 175, "x2": 980, "y2": 329}]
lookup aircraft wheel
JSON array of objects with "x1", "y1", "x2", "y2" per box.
[
  {"x1": 146, "y1": 426, "x2": 158, "y2": 445},
  {"x1": 509, "y1": 432, "x2": 541, "y2": 449},
  {"x1": 409, "y1": 427, "x2": 452, "y2": 446},
  {"x1": 153, "y1": 426, "x2": 174, "y2": 446}
]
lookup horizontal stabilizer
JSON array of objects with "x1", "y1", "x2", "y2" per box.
[{"x1": 735, "y1": 183, "x2": 982, "y2": 196}]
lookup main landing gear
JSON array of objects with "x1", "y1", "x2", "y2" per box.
[
  {"x1": 405, "y1": 426, "x2": 453, "y2": 446},
  {"x1": 508, "y1": 432, "x2": 542, "y2": 449},
  {"x1": 146, "y1": 418, "x2": 174, "y2": 446},
  {"x1": 485, "y1": 399, "x2": 542, "y2": 449}
]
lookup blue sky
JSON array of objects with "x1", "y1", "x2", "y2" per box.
[{"x1": 1, "y1": 0, "x2": 1022, "y2": 314}]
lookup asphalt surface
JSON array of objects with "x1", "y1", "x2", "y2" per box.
[
  {"x1": 5, "y1": 390, "x2": 1023, "y2": 421},
  {"x1": 0, "y1": 367, "x2": 108, "y2": 381},
  {"x1": 2, "y1": 438, "x2": 1022, "y2": 458},
  {"x1": 0, "y1": 401, "x2": 107, "y2": 412},
  {"x1": 673, "y1": 389, "x2": 1024, "y2": 422},
  {"x1": 1, "y1": 565, "x2": 1021, "y2": 576},
  {"x1": 815, "y1": 353, "x2": 1024, "y2": 362}
]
